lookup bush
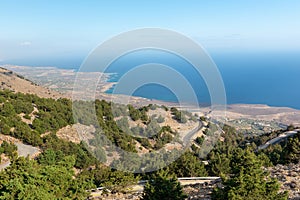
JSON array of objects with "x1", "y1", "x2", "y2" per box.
[
  {"x1": 195, "y1": 136, "x2": 204, "y2": 145},
  {"x1": 1, "y1": 141, "x2": 17, "y2": 158}
]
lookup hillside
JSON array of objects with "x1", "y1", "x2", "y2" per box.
[
  {"x1": 0, "y1": 67, "x2": 64, "y2": 99},
  {"x1": 0, "y1": 67, "x2": 299, "y2": 199}
]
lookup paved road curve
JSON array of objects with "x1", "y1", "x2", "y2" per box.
[
  {"x1": 182, "y1": 120, "x2": 203, "y2": 146},
  {"x1": 257, "y1": 129, "x2": 300, "y2": 150}
]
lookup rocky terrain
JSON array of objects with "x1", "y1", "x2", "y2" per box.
[
  {"x1": 267, "y1": 163, "x2": 300, "y2": 200},
  {"x1": 182, "y1": 157, "x2": 300, "y2": 200},
  {"x1": 90, "y1": 167, "x2": 300, "y2": 200}
]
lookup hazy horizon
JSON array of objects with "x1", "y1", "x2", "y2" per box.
[{"x1": 1, "y1": 1, "x2": 300, "y2": 65}]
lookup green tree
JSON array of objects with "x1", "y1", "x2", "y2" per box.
[
  {"x1": 208, "y1": 151, "x2": 231, "y2": 176},
  {"x1": 169, "y1": 151, "x2": 208, "y2": 177},
  {"x1": 170, "y1": 107, "x2": 187, "y2": 123},
  {"x1": 195, "y1": 136, "x2": 204, "y2": 145},
  {"x1": 79, "y1": 165, "x2": 138, "y2": 192},
  {"x1": 0, "y1": 156, "x2": 90, "y2": 199},
  {"x1": 0, "y1": 102, "x2": 15, "y2": 117},
  {"x1": 128, "y1": 105, "x2": 140, "y2": 121},
  {"x1": 281, "y1": 134, "x2": 300, "y2": 164},
  {"x1": 142, "y1": 170, "x2": 187, "y2": 200},
  {"x1": 37, "y1": 149, "x2": 64, "y2": 165},
  {"x1": 212, "y1": 148, "x2": 288, "y2": 200},
  {"x1": 1, "y1": 141, "x2": 17, "y2": 158}
]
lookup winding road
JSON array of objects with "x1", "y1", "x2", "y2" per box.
[
  {"x1": 182, "y1": 120, "x2": 203, "y2": 146},
  {"x1": 257, "y1": 129, "x2": 300, "y2": 150}
]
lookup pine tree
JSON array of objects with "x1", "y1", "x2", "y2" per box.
[
  {"x1": 212, "y1": 148, "x2": 288, "y2": 200},
  {"x1": 142, "y1": 170, "x2": 187, "y2": 200}
]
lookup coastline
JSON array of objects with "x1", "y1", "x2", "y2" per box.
[
  {"x1": 2, "y1": 64, "x2": 300, "y2": 127},
  {"x1": 100, "y1": 82, "x2": 116, "y2": 93}
]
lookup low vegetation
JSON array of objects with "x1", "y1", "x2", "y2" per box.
[{"x1": 0, "y1": 89, "x2": 298, "y2": 199}]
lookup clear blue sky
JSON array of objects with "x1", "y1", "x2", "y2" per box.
[{"x1": 1, "y1": 0, "x2": 300, "y2": 66}]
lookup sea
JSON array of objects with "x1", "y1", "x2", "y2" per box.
[
  {"x1": 103, "y1": 49, "x2": 300, "y2": 110},
  {"x1": 3, "y1": 49, "x2": 300, "y2": 109}
]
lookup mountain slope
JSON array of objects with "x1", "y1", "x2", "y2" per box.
[{"x1": 0, "y1": 67, "x2": 64, "y2": 99}]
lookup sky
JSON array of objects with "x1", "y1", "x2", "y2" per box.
[{"x1": 0, "y1": 0, "x2": 300, "y2": 67}]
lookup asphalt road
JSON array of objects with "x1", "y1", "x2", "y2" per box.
[
  {"x1": 182, "y1": 120, "x2": 203, "y2": 146},
  {"x1": 257, "y1": 129, "x2": 300, "y2": 150}
]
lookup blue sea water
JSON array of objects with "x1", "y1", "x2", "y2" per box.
[
  {"x1": 3, "y1": 50, "x2": 300, "y2": 109},
  {"x1": 218, "y1": 51, "x2": 300, "y2": 110},
  {"x1": 104, "y1": 49, "x2": 300, "y2": 110}
]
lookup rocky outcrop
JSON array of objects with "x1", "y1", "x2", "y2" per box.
[
  {"x1": 268, "y1": 163, "x2": 300, "y2": 199},
  {"x1": 183, "y1": 182, "x2": 220, "y2": 200}
]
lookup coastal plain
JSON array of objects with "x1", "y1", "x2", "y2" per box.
[{"x1": 3, "y1": 65, "x2": 300, "y2": 132}]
